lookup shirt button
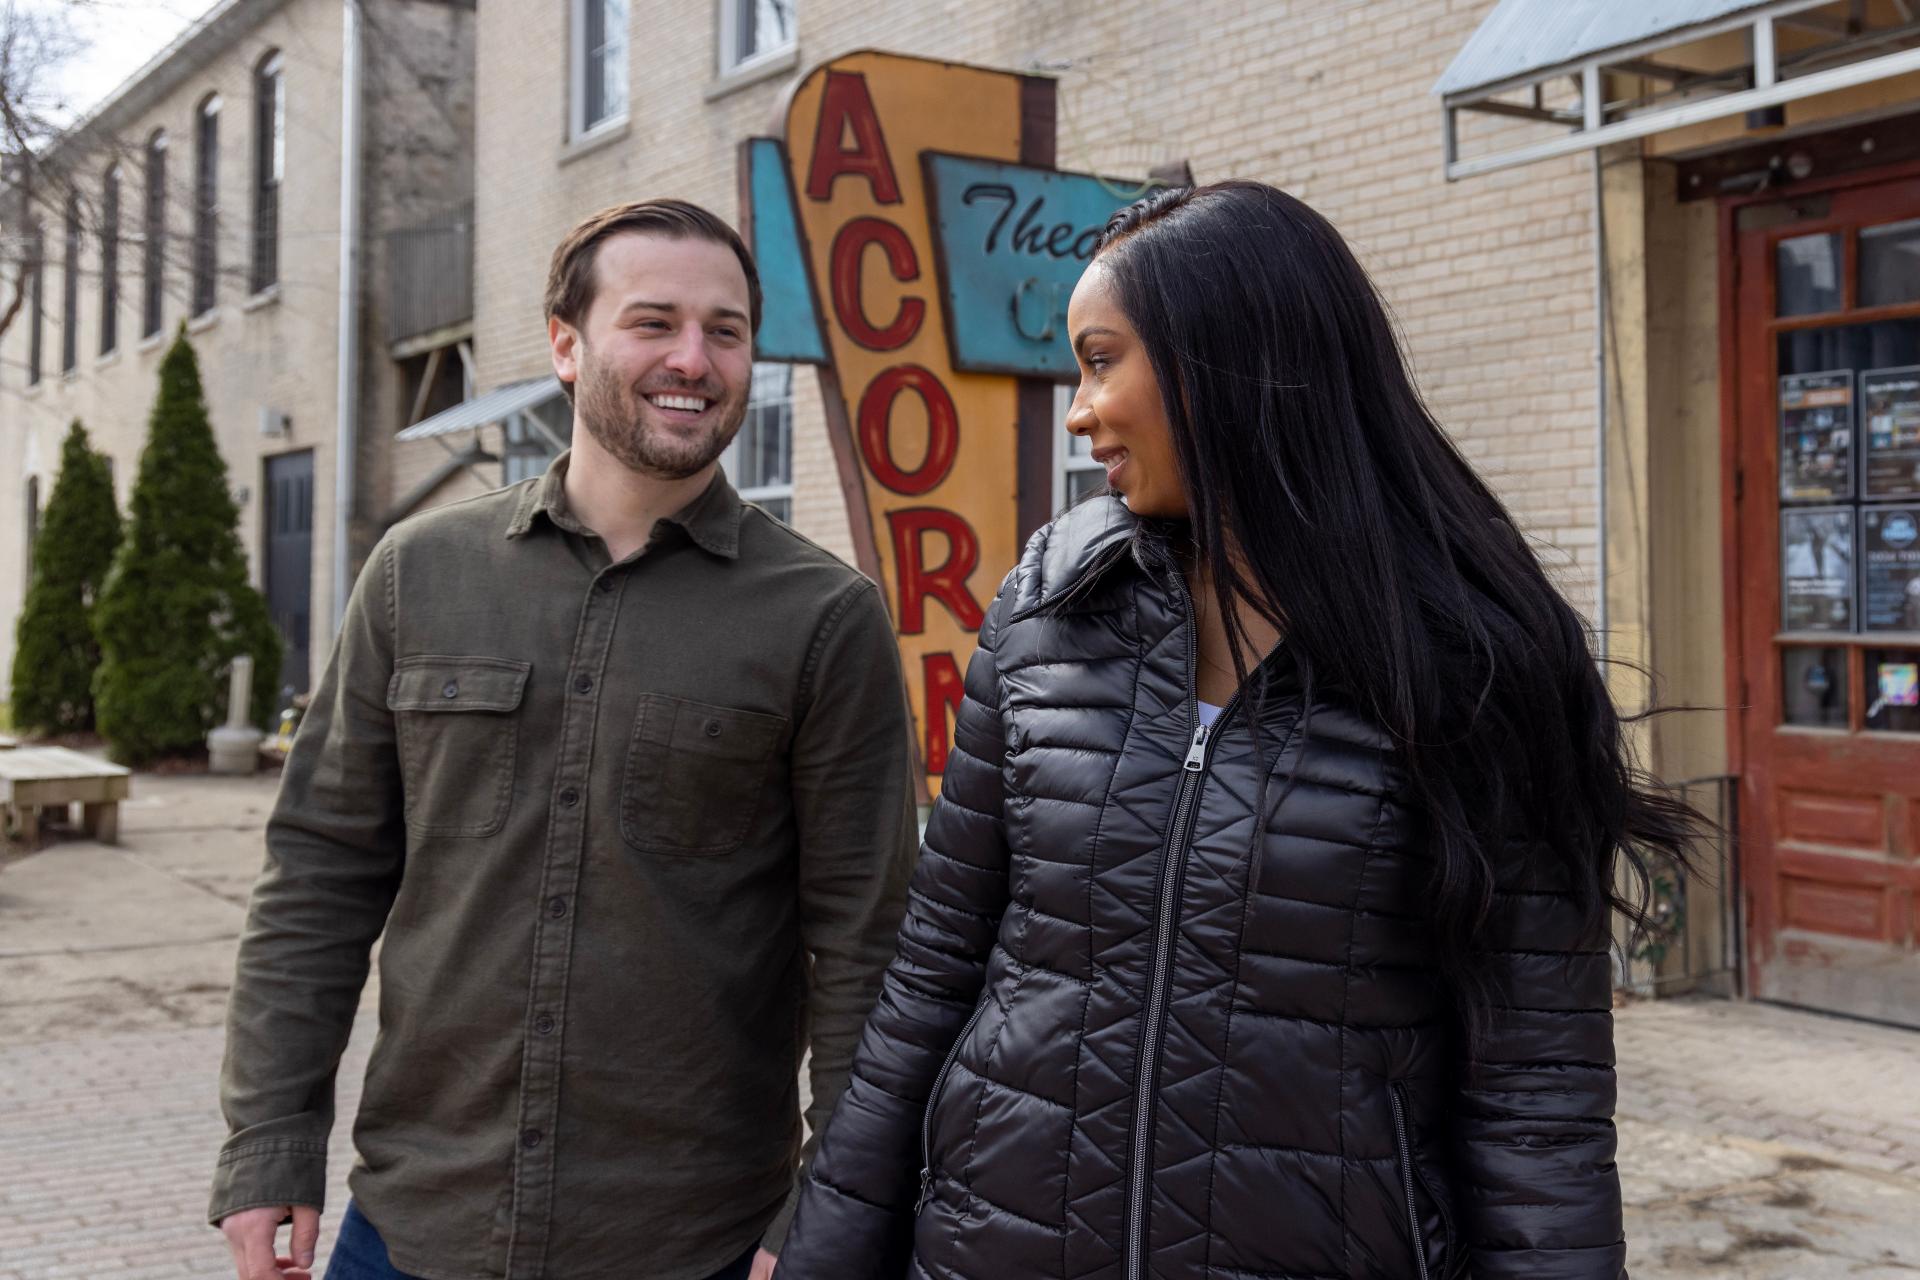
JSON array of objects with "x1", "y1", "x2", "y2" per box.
[
  {"x1": 441, "y1": 680, "x2": 459, "y2": 699},
  {"x1": 521, "y1": 1128, "x2": 543, "y2": 1149},
  {"x1": 559, "y1": 787, "x2": 579, "y2": 807},
  {"x1": 533, "y1": 1013, "x2": 556, "y2": 1035},
  {"x1": 596, "y1": 577, "x2": 614, "y2": 594},
  {"x1": 704, "y1": 719, "x2": 722, "y2": 738},
  {"x1": 547, "y1": 895, "x2": 568, "y2": 919},
  {"x1": 573, "y1": 674, "x2": 594, "y2": 695}
]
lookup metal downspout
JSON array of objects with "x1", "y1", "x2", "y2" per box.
[{"x1": 332, "y1": 0, "x2": 364, "y2": 634}]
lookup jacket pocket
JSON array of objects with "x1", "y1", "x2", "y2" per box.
[
  {"x1": 1389, "y1": 1080, "x2": 1457, "y2": 1280},
  {"x1": 387, "y1": 656, "x2": 531, "y2": 838},
  {"x1": 916, "y1": 994, "x2": 992, "y2": 1215},
  {"x1": 620, "y1": 694, "x2": 787, "y2": 855}
]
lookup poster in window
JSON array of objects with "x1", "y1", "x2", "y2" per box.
[
  {"x1": 1781, "y1": 506, "x2": 1855, "y2": 631},
  {"x1": 1779, "y1": 371, "x2": 1855, "y2": 502},
  {"x1": 1862, "y1": 505, "x2": 1920, "y2": 632},
  {"x1": 1863, "y1": 366, "x2": 1920, "y2": 500}
]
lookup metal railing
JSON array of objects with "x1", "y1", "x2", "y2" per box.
[
  {"x1": 386, "y1": 200, "x2": 473, "y2": 345},
  {"x1": 1626, "y1": 773, "x2": 1743, "y2": 998}
]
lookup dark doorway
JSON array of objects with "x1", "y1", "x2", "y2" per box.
[{"x1": 263, "y1": 449, "x2": 314, "y2": 696}]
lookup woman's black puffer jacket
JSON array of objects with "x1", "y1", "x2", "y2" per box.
[{"x1": 778, "y1": 498, "x2": 1626, "y2": 1280}]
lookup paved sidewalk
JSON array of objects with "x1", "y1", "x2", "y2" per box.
[
  {"x1": 1614, "y1": 999, "x2": 1920, "y2": 1278},
  {"x1": 2, "y1": 769, "x2": 1918, "y2": 1278}
]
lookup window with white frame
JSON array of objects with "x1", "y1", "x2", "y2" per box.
[
  {"x1": 26, "y1": 221, "x2": 43, "y2": 386},
  {"x1": 142, "y1": 130, "x2": 167, "y2": 338},
  {"x1": 504, "y1": 392, "x2": 569, "y2": 487},
  {"x1": 192, "y1": 94, "x2": 221, "y2": 316},
  {"x1": 1054, "y1": 382, "x2": 1104, "y2": 512},
  {"x1": 725, "y1": 362, "x2": 794, "y2": 522},
  {"x1": 719, "y1": 0, "x2": 795, "y2": 76},
  {"x1": 571, "y1": 0, "x2": 628, "y2": 139},
  {"x1": 100, "y1": 164, "x2": 121, "y2": 355},
  {"x1": 60, "y1": 192, "x2": 80, "y2": 374},
  {"x1": 251, "y1": 51, "x2": 284, "y2": 293}
]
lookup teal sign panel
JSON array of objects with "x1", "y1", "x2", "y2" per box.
[
  {"x1": 921, "y1": 154, "x2": 1152, "y2": 379},
  {"x1": 745, "y1": 137, "x2": 828, "y2": 364}
]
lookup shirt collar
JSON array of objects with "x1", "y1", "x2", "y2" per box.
[{"x1": 505, "y1": 450, "x2": 743, "y2": 560}]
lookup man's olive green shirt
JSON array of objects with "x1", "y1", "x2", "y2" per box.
[{"x1": 211, "y1": 456, "x2": 918, "y2": 1280}]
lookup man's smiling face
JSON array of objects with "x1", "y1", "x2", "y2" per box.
[{"x1": 556, "y1": 230, "x2": 755, "y2": 480}]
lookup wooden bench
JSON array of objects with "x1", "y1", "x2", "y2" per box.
[{"x1": 0, "y1": 746, "x2": 131, "y2": 846}]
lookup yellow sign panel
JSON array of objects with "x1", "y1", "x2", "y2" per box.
[{"x1": 780, "y1": 53, "x2": 1037, "y2": 799}]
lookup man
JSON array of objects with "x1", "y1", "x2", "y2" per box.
[{"x1": 211, "y1": 200, "x2": 918, "y2": 1280}]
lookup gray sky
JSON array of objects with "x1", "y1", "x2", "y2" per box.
[{"x1": 40, "y1": 0, "x2": 219, "y2": 126}]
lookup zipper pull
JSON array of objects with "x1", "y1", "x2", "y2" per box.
[
  {"x1": 914, "y1": 1166, "x2": 933, "y2": 1214},
  {"x1": 1183, "y1": 720, "x2": 1210, "y2": 771}
]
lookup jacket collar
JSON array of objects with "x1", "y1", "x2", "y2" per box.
[{"x1": 1009, "y1": 496, "x2": 1157, "y2": 621}]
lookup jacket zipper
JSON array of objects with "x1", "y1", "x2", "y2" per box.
[
  {"x1": 915, "y1": 996, "x2": 992, "y2": 1214},
  {"x1": 1389, "y1": 1081, "x2": 1433, "y2": 1280},
  {"x1": 1123, "y1": 575, "x2": 1241, "y2": 1280}
]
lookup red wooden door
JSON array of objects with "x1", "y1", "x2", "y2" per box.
[{"x1": 1727, "y1": 165, "x2": 1920, "y2": 1026}]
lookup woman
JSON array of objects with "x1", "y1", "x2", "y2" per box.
[{"x1": 775, "y1": 182, "x2": 1695, "y2": 1280}]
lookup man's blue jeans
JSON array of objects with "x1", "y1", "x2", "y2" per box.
[{"x1": 325, "y1": 1200, "x2": 758, "y2": 1280}]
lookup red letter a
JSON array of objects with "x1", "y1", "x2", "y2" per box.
[{"x1": 806, "y1": 71, "x2": 902, "y2": 204}]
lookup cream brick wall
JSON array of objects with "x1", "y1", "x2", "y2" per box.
[
  {"x1": 0, "y1": 0, "x2": 345, "y2": 704},
  {"x1": 0, "y1": 0, "x2": 474, "y2": 704},
  {"x1": 471, "y1": 0, "x2": 1603, "y2": 612}
]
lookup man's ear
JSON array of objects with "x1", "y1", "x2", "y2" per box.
[{"x1": 549, "y1": 315, "x2": 581, "y2": 396}]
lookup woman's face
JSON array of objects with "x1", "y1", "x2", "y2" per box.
[{"x1": 1065, "y1": 260, "x2": 1188, "y2": 519}]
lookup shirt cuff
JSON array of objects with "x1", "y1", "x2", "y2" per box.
[
  {"x1": 760, "y1": 1177, "x2": 802, "y2": 1254},
  {"x1": 207, "y1": 1138, "x2": 328, "y2": 1226}
]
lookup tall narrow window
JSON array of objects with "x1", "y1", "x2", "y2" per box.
[
  {"x1": 143, "y1": 130, "x2": 167, "y2": 338},
  {"x1": 193, "y1": 94, "x2": 220, "y2": 316},
  {"x1": 252, "y1": 52, "x2": 283, "y2": 293},
  {"x1": 60, "y1": 193, "x2": 80, "y2": 373},
  {"x1": 719, "y1": 0, "x2": 795, "y2": 75},
  {"x1": 27, "y1": 222, "x2": 44, "y2": 386},
  {"x1": 100, "y1": 165, "x2": 120, "y2": 355},
  {"x1": 571, "y1": 0, "x2": 627, "y2": 138}
]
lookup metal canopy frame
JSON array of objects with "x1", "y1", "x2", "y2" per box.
[{"x1": 1441, "y1": 0, "x2": 1920, "y2": 180}]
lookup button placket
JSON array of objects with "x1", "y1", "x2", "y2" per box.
[{"x1": 504, "y1": 570, "x2": 622, "y2": 1279}]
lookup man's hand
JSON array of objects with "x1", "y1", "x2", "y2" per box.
[
  {"x1": 219, "y1": 1205, "x2": 321, "y2": 1280},
  {"x1": 751, "y1": 1246, "x2": 778, "y2": 1280}
]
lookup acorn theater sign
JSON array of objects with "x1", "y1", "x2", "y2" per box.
[{"x1": 741, "y1": 50, "x2": 1148, "y2": 798}]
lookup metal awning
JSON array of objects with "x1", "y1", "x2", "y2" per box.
[
  {"x1": 396, "y1": 376, "x2": 563, "y2": 441},
  {"x1": 1438, "y1": 0, "x2": 1920, "y2": 180}
]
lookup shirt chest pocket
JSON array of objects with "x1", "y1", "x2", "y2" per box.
[
  {"x1": 621, "y1": 693, "x2": 788, "y2": 856},
  {"x1": 386, "y1": 656, "x2": 532, "y2": 839}
]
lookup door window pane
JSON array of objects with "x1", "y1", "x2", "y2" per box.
[
  {"x1": 1865, "y1": 649, "x2": 1920, "y2": 733},
  {"x1": 1777, "y1": 232, "x2": 1843, "y2": 317},
  {"x1": 1862, "y1": 505, "x2": 1920, "y2": 631},
  {"x1": 1860, "y1": 218, "x2": 1920, "y2": 310},
  {"x1": 1782, "y1": 646, "x2": 1849, "y2": 727},
  {"x1": 1781, "y1": 507, "x2": 1855, "y2": 631}
]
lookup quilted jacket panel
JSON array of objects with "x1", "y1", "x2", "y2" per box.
[{"x1": 778, "y1": 498, "x2": 1626, "y2": 1280}]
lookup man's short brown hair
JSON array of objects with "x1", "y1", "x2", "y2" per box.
[{"x1": 543, "y1": 198, "x2": 763, "y2": 334}]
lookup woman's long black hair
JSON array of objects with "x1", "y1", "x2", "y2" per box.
[{"x1": 1093, "y1": 181, "x2": 1701, "y2": 1030}]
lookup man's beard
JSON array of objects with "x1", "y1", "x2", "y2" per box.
[{"x1": 573, "y1": 346, "x2": 746, "y2": 480}]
